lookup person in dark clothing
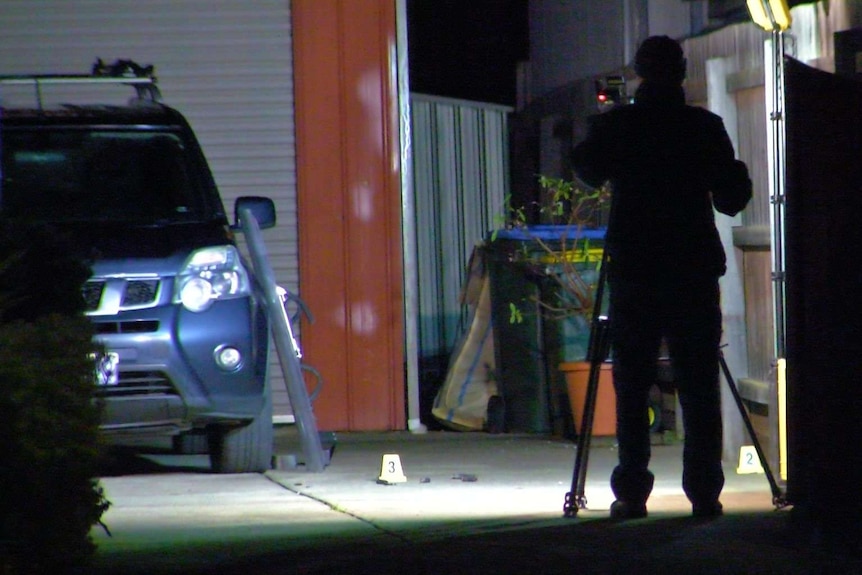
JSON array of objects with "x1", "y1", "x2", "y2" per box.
[{"x1": 571, "y1": 35, "x2": 752, "y2": 520}]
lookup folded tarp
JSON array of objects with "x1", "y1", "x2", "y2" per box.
[{"x1": 432, "y1": 247, "x2": 497, "y2": 431}]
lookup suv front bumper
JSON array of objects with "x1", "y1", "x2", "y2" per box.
[{"x1": 93, "y1": 296, "x2": 269, "y2": 435}]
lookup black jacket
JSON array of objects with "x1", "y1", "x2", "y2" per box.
[{"x1": 571, "y1": 82, "x2": 752, "y2": 279}]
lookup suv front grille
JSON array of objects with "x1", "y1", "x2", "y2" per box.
[
  {"x1": 82, "y1": 282, "x2": 105, "y2": 310},
  {"x1": 124, "y1": 280, "x2": 160, "y2": 306},
  {"x1": 94, "y1": 370, "x2": 176, "y2": 397},
  {"x1": 84, "y1": 278, "x2": 163, "y2": 314}
]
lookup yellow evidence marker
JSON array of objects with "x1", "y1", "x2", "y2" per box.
[
  {"x1": 377, "y1": 453, "x2": 407, "y2": 484},
  {"x1": 736, "y1": 445, "x2": 765, "y2": 474}
]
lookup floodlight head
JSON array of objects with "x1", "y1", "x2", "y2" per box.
[{"x1": 747, "y1": 0, "x2": 792, "y2": 32}]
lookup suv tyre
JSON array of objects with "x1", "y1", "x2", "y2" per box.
[{"x1": 208, "y1": 381, "x2": 274, "y2": 473}]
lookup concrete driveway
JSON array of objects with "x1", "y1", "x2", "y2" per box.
[{"x1": 87, "y1": 428, "x2": 862, "y2": 575}]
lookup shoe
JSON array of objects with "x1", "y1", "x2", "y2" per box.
[
  {"x1": 692, "y1": 501, "x2": 723, "y2": 518},
  {"x1": 610, "y1": 499, "x2": 648, "y2": 520}
]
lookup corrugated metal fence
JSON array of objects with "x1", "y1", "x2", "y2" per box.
[{"x1": 410, "y1": 94, "x2": 511, "y2": 369}]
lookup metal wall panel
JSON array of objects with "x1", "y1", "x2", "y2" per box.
[
  {"x1": 0, "y1": 0, "x2": 298, "y2": 417},
  {"x1": 292, "y1": 0, "x2": 406, "y2": 431},
  {"x1": 743, "y1": 250, "x2": 775, "y2": 382},
  {"x1": 410, "y1": 94, "x2": 510, "y2": 362},
  {"x1": 735, "y1": 86, "x2": 769, "y2": 228}
]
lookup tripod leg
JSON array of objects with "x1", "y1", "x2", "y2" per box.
[
  {"x1": 564, "y1": 316, "x2": 611, "y2": 517},
  {"x1": 719, "y1": 350, "x2": 788, "y2": 508},
  {"x1": 564, "y1": 248, "x2": 611, "y2": 518},
  {"x1": 564, "y1": 352, "x2": 601, "y2": 516}
]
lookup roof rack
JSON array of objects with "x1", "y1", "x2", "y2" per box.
[{"x1": 0, "y1": 59, "x2": 161, "y2": 110}]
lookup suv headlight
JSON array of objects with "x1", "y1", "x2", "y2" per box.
[{"x1": 174, "y1": 246, "x2": 250, "y2": 312}]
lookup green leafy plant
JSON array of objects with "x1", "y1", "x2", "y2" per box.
[
  {"x1": 0, "y1": 314, "x2": 110, "y2": 572},
  {"x1": 0, "y1": 219, "x2": 110, "y2": 573},
  {"x1": 498, "y1": 175, "x2": 610, "y2": 324}
]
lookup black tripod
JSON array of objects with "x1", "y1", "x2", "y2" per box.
[{"x1": 562, "y1": 251, "x2": 787, "y2": 518}]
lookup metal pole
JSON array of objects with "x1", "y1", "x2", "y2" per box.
[
  {"x1": 769, "y1": 30, "x2": 788, "y2": 360},
  {"x1": 240, "y1": 207, "x2": 326, "y2": 472},
  {"x1": 765, "y1": 29, "x2": 789, "y2": 484},
  {"x1": 395, "y1": 0, "x2": 426, "y2": 433}
]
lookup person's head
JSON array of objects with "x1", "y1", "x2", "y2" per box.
[{"x1": 634, "y1": 35, "x2": 686, "y2": 86}]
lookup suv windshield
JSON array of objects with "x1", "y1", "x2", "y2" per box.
[{"x1": 1, "y1": 128, "x2": 211, "y2": 224}]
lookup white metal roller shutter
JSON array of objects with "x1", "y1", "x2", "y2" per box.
[{"x1": 0, "y1": 0, "x2": 298, "y2": 419}]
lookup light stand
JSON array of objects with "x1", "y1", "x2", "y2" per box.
[{"x1": 748, "y1": 0, "x2": 792, "y2": 485}]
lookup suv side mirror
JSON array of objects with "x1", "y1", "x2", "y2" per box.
[{"x1": 233, "y1": 196, "x2": 276, "y2": 230}]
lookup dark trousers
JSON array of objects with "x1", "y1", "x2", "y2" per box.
[{"x1": 607, "y1": 272, "x2": 724, "y2": 506}]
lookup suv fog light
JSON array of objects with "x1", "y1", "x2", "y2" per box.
[{"x1": 215, "y1": 345, "x2": 242, "y2": 371}]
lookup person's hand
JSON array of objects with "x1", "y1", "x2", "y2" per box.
[{"x1": 712, "y1": 160, "x2": 752, "y2": 216}]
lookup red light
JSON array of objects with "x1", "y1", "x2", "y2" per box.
[{"x1": 597, "y1": 92, "x2": 608, "y2": 103}]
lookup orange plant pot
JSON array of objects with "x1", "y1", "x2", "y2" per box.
[{"x1": 560, "y1": 361, "x2": 617, "y2": 437}]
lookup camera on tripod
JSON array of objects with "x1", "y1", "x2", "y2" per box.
[{"x1": 594, "y1": 75, "x2": 633, "y2": 110}]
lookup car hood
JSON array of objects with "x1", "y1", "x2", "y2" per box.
[{"x1": 50, "y1": 220, "x2": 235, "y2": 267}]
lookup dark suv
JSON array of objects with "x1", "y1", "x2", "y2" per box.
[{"x1": 0, "y1": 68, "x2": 275, "y2": 472}]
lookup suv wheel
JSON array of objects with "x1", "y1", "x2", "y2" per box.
[{"x1": 208, "y1": 386, "x2": 274, "y2": 473}]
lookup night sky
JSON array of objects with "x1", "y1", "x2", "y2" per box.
[{"x1": 407, "y1": 0, "x2": 529, "y2": 106}]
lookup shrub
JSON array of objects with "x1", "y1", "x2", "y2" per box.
[
  {"x1": 0, "y1": 219, "x2": 110, "y2": 573},
  {"x1": 0, "y1": 219, "x2": 91, "y2": 322}
]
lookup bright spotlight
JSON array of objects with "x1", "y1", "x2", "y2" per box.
[{"x1": 746, "y1": 0, "x2": 792, "y2": 31}]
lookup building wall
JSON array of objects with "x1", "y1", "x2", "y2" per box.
[
  {"x1": 527, "y1": 0, "x2": 628, "y2": 101},
  {"x1": 526, "y1": 0, "x2": 705, "y2": 105},
  {"x1": 648, "y1": 0, "x2": 698, "y2": 40},
  {"x1": 292, "y1": 0, "x2": 406, "y2": 431}
]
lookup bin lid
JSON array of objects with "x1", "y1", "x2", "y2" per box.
[{"x1": 491, "y1": 225, "x2": 606, "y2": 242}]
